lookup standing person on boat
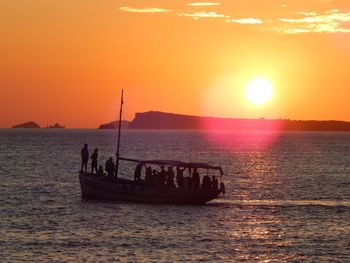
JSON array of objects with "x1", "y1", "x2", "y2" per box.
[
  {"x1": 183, "y1": 176, "x2": 190, "y2": 189},
  {"x1": 176, "y1": 166, "x2": 185, "y2": 188},
  {"x1": 145, "y1": 166, "x2": 152, "y2": 185},
  {"x1": 80, "y1": 144, "x2": 89, "y2": 173},
  {"x1": 192, "y1": 168, "x2": 200, "y2": 188},
  {"x1": 202, "y1": 174, "x2": 211, "y2": 189},
  {"x1": 159, "y1": 166, "x2": 166, "y2": 186},
  {"x1": 151, "y1": 169, "x2": 158, "y2": 186},
  {"x1": 90, "y1": 148, "x2": 98, "y2": 174},
  {"x1": 166, "y1": 166, "x2": 175, "y2": 187},
  {"x1": 134, "y1": 163, "x2": 142, "y2": 181},
  {"x1": 105, "y1": 157, "x2": 115, "y2": 177},
  {"x1": 212, "y1": 175, "x2": 219, "y2": 190}
]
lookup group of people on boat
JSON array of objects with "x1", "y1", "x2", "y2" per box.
[
  {"x1": 81, "y1": 144, "x2": 220, "y2": 190},
  {"x1": 81, "y1": 144, "x2": 116, "y2": 177},
  {"x1": 135, "y1": 164, "x2": 219, "y2": 190}
]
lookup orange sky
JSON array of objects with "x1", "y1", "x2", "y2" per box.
[{"x1": 1, "y1": 0, "x2": 350, "y2": 128}]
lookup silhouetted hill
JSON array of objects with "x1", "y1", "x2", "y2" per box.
[
  {"x1": 128, "y1": 111, "x2": 350, "y2": 131},
  {"x1": 12, "y1": 121, "x2": 40, "y2": 128},
  {"x1": 98, "y1": 120, "x2": 130, "y2": 129},
  {"x1": 47, "y1": 123, "x2": 65, "y2": 129}
]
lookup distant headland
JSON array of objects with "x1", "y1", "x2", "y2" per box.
[
  {"x1": 12, "y1": 121, "x2": 40, "y2": 128},
  {"x1": 11, "y1": 121, "x2": 65, "y2": 129},
  {"x1": 125, "y1": 111, "x2": 350, "y2": 131},
  {"x1": 98, "y1": 120, "x2": 130, "y2": 129},
  {"x1": 46, "y1": 123, "x2": 65, "y2": 129}
]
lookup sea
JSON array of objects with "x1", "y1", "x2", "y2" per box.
[{"x1": 0, "y1": 129, "x2": 349, "y2": 262}]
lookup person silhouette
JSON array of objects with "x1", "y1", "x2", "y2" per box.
[
  {"x1": 151, "y1": 169, "x2": 157, "y2": 186},
  {"x1": 134, "y1": 163, "x2": 143, "y2": 181},
  {"x1": 159, "y1": 166, "x2": 166, "y2": 186},
  {"x1": 97, "y1": 165, "x2": 104, "y2": 177},
  {"x1": 176, "y1": 166, "x2": 185, "y2": 188},
  {"x1": 202, "y1": 174, "x2": 211, "y2": 189},
  {"x1": 105, "y1": 157, "x2": 115, "y2": 177},
  {"x1": 145, "y1": 166, "x2": 152, "y2": 185},
  {"x1": 212, "y1": 176, "x2": 219, "y2": 190},
  {"x1": 90, "y1": 148, "x2": 98, "y2": 174},
  {"x1": 81, "y1": 144, "x2": 89, "y2": 173},
  {"x1": 166, "y1": 166, "x2": 175, "y2": 187},
  {"x1": 192, "y1": 168, "x2": 200, "y2": 188}
]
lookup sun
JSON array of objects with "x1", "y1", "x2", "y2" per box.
[{"x1": 245, "y1": 77, "x2": 273, "y2": 105}]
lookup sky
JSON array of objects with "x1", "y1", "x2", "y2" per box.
[{"x1": 1, "y1": 0, "x2": 350, "y2": 128}]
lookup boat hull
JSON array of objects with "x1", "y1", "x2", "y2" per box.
[{"x1": 79, "y1": 173, "x2": 221, "y2": 205}]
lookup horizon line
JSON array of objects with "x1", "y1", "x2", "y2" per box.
[{"x1": 4, "y1": 110, "x2": 350, "y2": 129}]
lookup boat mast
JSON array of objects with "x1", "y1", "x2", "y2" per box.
[{"x1": 115, "y1": 89, "x2": 124, "y2": 178}]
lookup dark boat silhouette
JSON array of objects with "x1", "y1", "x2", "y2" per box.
[{"x1": 79, "y1": 90, "x2": 225, "y2": 205}]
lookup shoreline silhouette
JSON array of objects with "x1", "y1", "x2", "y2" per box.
[
  {"x1": 127, "y1": 111, "x2": 350, "y2": 131},
  {"x1": 9, "y1": 111, "x2": 350, "y2": 131}
]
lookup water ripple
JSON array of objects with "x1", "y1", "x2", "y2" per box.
[{"x1": 1, "y1": 129, "x2": 350, "y2": 262}]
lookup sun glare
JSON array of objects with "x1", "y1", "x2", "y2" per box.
[{"x1": 245, "y1": 78, "x2": 273, "y2": 105}]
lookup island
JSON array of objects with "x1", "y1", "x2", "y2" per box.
[
  {"x1": 46, "y1": 123, "x2": 65, "y2": 129},
  {"x1": 12, "y1": 121, "x2": 40, "y2": 128},
  {"x1": 128, "y1": 111, "x2": 350, "y2": 131},
  {"x1": 98, "y1": 120, "x2": 130, "y2": 129}
]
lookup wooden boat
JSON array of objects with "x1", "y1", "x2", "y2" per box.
[
  {"x1": 79, "y1": 158, "x2": 225, "y2": 205},
  {"x1": 78, "y1": 90, "x2": 225, "y2": 205}
]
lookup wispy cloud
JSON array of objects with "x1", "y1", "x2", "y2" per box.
[
  {"x1": 118, "y1": 5, "x2": 350, "y2": 34},
  {"x1": 227, "y1": 18, "x2": 263, "y2": 25},
  {"x1": 187, "y1": 2, "x2": 220, "y2": 6},
  {"x1": 278, "y1": 9, "x2": 350, "y2": 33},
  {"x1": 119, "y1": 6, "x2": 170, "y2": 13},
  {"x1": 179, "y1": 11, "x2": 227, "y2": 19},
  {"x1": 296, "y1": 11, "x2": 318, "y2": 16}
]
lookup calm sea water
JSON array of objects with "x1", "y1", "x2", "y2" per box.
[{"x1": 0, "y1": 129, "x2": 349, "y2": 262}]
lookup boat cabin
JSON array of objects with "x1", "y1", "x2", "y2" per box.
[{"x1": 119, "y1": 157, "x2": 224, "y2": 191}]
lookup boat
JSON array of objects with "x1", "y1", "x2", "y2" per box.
[{"x1": 78, "y1": 90, "x2": 225, "y2": 205}]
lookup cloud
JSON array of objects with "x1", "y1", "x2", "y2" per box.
[
  {"x1": 179, "y1": 11, "x2": 227, "y2": 19},
  {"x1": 227, "y1": 18, "x2": 263, "y2": 24},
  {"x1": 119, "y1": 6, "x2": 170, "y2": 13},
  {"x1": 296, "y1": 11, "x2": 318, "y2": 16},
  {"x1": 278, "y1": 9, "x2": 350, "y2": 33},
  {"x1": 118, "y1": 5, "x2": 349, "y2": 34},
  {"x1": 187, "y1": 2, "x2": 220, "y2": 6}
]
